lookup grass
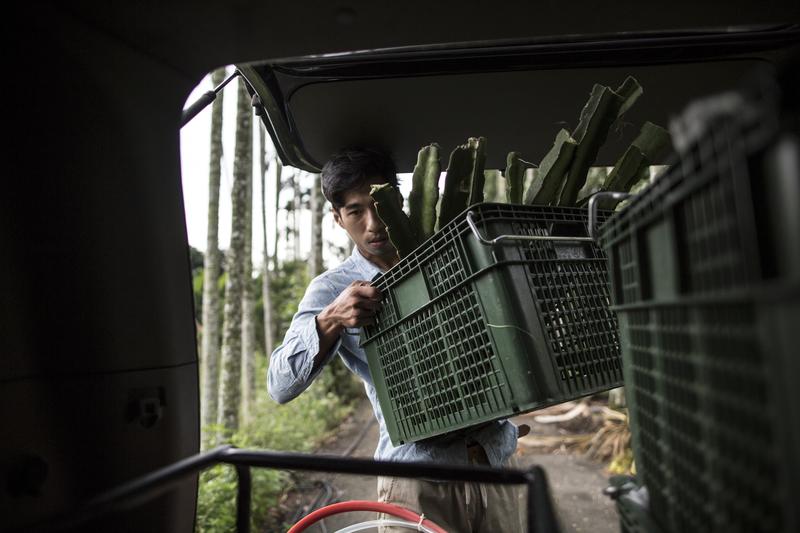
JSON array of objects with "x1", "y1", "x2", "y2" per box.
[{"x1": 196, "y1": 354, "x2": 360, "y2": 532}]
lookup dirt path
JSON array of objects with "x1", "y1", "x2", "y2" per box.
[{"x1": 288, "y1": 398, "x2": 620, "y2": 532}]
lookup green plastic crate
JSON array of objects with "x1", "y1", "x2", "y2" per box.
[
  {"x1": 361, "y1": 203, "x2": 622, "y2": 445},
  {"x1": 599, "y1": 72, "x2": 800, "y2": 533}
]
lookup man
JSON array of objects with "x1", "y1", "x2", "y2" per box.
[{"x1": 268, "y1": 147, "x2": 525, "y2": 532}]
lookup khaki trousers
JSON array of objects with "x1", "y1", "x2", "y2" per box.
[{"x1": 376, "y1": 452, "x2": 526, "y2": 533}]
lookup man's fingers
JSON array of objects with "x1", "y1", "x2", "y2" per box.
[
  {"x1": 349, "y1": 284, "x2": 382, "y2": 300},
  {"x1": 343, "y1": 314, "x2": 376, "y2": 328},
  {"x1": 350, "y1": 307, "x2": 377, "y2": 319}
]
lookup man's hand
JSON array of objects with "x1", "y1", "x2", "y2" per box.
[
  {"x1": 311, "y1": 281, "x2": 382, "y2": 370},
  {"x1": 317, "y1": 280, "x2": 382, "y2": 332}
]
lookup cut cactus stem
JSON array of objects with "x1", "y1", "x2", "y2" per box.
[
  {"x1": 505, "y1": 151, "x2": 532, "y2": 204},
  {"x1": 370, "y1": 183, "x2": 419, "y2": 258},
  {"x1": 603, "y1": 146, "x2": 649, "y2": 194},
  {"x1": 595, "y1": 121, "x2": 672, "y2": 209},
  {"x1": 483, "y1": 169, "x2": 504, "y2": 203},
  {"x1": 408, "y1": 143, "x2": 441, "y2": 241},
  {"x1": 631, "y1": 121, "x2": 673, "y2": 162},
  {"x1": 558, "y1": 78, "x2": 643, "y2": 207},
  {"x1": 437, "y1": 140, "x2": 476, "y2": 230},
  {"x1": 615, "y1": 76, "x2": 644, "y2": 117},
  {"x1": 467, "y1": 136, "x2": 488, "y2": 207},
  {"x1": 528, "y1": 129, "x2": 578, "y2": 205}
]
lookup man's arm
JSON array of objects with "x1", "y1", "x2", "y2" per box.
[{"x1": 268, "y1": 279, "x2": 381, "y2": 404}]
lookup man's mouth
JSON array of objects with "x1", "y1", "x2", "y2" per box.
[{"x1": 369, "y1": 235, "x2": 389, "y2": 245}]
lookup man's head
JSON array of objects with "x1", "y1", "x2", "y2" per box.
[
  {"x1": 321, "y1": 148, "x2": 399, "y2": 209},
  {"x1": 321, "y1": 148, "x2": 400, "y2": 268}
]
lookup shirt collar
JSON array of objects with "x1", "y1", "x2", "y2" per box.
[{"x1": 351, "y1": 245, "x2": 384, "y2": 280}]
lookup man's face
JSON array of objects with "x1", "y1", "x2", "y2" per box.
[{"x1": 332, "y1": 177, "x2": 397, "y2": 262}]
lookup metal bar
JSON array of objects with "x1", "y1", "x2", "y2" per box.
[
  {"x1": 219, "y1": 448, "x2": 530, "y2": 485},
  {"x1": 527, "y1": 466, "x2": 561, "y2": 533},
  {"x1": 236, "y1": 465, "x2": 252, "y2": 533},
  {"x1": 587, "y1": 192, "x2": 632, "y2": 241},
  {"x1": 180, "y1": 70, "x2": 240, "y2": 128},
  {"x1": 466, "y1": 210, "x2": 594, "y2": 245},
  {"x1": 29, "y1": 447, "x2": 561, "y2": 533}
]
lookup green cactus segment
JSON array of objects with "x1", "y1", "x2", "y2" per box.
[
  {"x1": 437, "y1": 140, "x2": 477, "y2": 230},
  {"x1": 467, "y1": 136, "x2": 488, "y2": 206},
  {"x1": 603, "y1": 146, "x2": 649, "y2": 195},
  {"x1": 408, "y1": 143, "x2": 441, "y2": 241},
  {"x1": 526, "y1": 129, "x2": 578, "y2": 205},
  {"x1": 558, "y1": 77, "x2": 643, "y2": 207},
  {"x1": 370, "y1": 183, "x2": 419, "y2": 258},
  {"x1": 615, "y1": 76, "x2": 644, "y2": 117},
  {"x1": 631, "y1": 121, "x2": 673, "y2": 163},
  {"x1": 596, "y1": 121, "x2": 672, "y2": 210},
  {"x1": 504, "y1": 152, "x2": 532, "y2": 204},
  {"x1": 483, "y1": 169, "x2": 503, "y2": 203}
]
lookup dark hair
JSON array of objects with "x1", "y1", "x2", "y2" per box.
[{"x1": 320, "y1": 147, "x2": 398, "y2": 209}]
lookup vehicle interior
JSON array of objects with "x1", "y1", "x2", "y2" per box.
[{"x1": 4, "y1": 2, "x2": 799, "y2": 532}]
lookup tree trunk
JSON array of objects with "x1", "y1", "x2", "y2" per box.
[
  {"x1": 309, "y1": 173, "x2": 324, "y2": 277},
  {"x1": 218, "y1": 79, "x2": 251, "y2": 433},
  {"x1": 200, "y1": 67, "x2": 225, "y2": 446},
  {"x1": 293, "y1": 170, "x2": 302, "y2": 261},
  {"x1": 284, "y1": 170, "x2": 293, "y2": 261},
  {"x1": 241, "y1": 127, "x2": 256, "y2": 424},
  {"x1": 273, "y1": 158, "x2": 282, "y2": 269},
  {"x1": 260, "y1": 128, "x2": 275, "y2": 360}
]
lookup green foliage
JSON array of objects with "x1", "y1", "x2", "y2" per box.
[
  {"x1": 192, "y1": 270, "x2": 204, "y2": 324},
  {"x1": 268, "y1": 260, "x2": 310, "y2": 342},
  {"x1": 189, "y1": 246, "x2": 205, "y2": 276},
  {"x1": 196, "y1": 463, "x2": 283, "y2": 533},
  {"x1": 196, "y1": 257, "x2": 364, "y2": 532},
  {"x1": 266, "y1": 259, "x2": 362, "y2": 404},
  {"x1": 197, "y1": 353, "x2": 357, "y2": 532}
]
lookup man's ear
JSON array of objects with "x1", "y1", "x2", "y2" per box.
[{"x1": 332, "y1": 207, "x2": 344, "y2": 229}]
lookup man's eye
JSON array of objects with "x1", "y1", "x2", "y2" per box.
[{"x1": 348, "y1": 210, "x2": 362, "y2": 217}]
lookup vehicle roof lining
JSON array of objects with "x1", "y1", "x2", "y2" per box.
[
  {"x1": 285, "y1": 59, "x2": 771, "y2": 172},
  {"x1": 239, "y1": 27, "x2": 800, "y2": 173}
]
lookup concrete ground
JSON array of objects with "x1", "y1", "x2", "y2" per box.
[{"x1": 286, "y1": 398, "x2": 620, "y2": 533}]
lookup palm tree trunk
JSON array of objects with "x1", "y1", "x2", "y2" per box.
[
  {"x1": 293, "y1": 170, "x2": 302, "y2": 261},
  {"x1": 309, "y1": 173, "x2": 324, "y2": 277},
  {"x1": 200, "y1": 67, "x2": 225, "y2": 446},
  {"x1": 273, "y1": 158, "x2": 281, "y2": 269},
  {"x1": 260, "y1": 129, "x2": 275, "y2": 358},
  {"x1": 218, "y1": 79, "x2": 251, "y2": 433},
  {"x1": 241, "y1": 133, "x2": 256, "y2": 424}
]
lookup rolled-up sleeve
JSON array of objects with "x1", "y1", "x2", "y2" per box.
[{"x1": 267, "y1": 276, "x2": 343, "y2": 404}]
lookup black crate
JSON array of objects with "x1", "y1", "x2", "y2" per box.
[{"x1": 600, "y1": 70, "x2": 800, "y2": 533}]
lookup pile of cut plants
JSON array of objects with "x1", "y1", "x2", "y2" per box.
[
  {"x1": 513, "y1": 395, "x2": 635, "y2": 476},
  {"x1": 370, "y1": 76, "x2": 673, "y2": 256}
]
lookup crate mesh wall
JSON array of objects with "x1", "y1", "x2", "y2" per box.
[
  {"x1": 514, "y1": 221, "x2": 622, "y2": 394},
  {"x1": 373, "y1": 273, "x2": 511, "y2": 442},
  {"x1": 624, "y1": 302, "x2": 782, "y2": 533}
]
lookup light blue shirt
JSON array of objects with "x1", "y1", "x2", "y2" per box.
[{"x1": 267, "y1": 246, "x2": 519, "y2": 467}]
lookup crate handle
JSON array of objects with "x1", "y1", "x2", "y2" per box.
[
  {"x1": 587, "y1": 192, "x2": 633, "y2": 241},
  {"x1": 466, "y1": 210, "x2": 594, "y2": 245}
]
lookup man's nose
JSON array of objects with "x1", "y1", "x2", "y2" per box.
[{"x1": 366, "y1": 207, "x2": 385, "y2": 231}]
